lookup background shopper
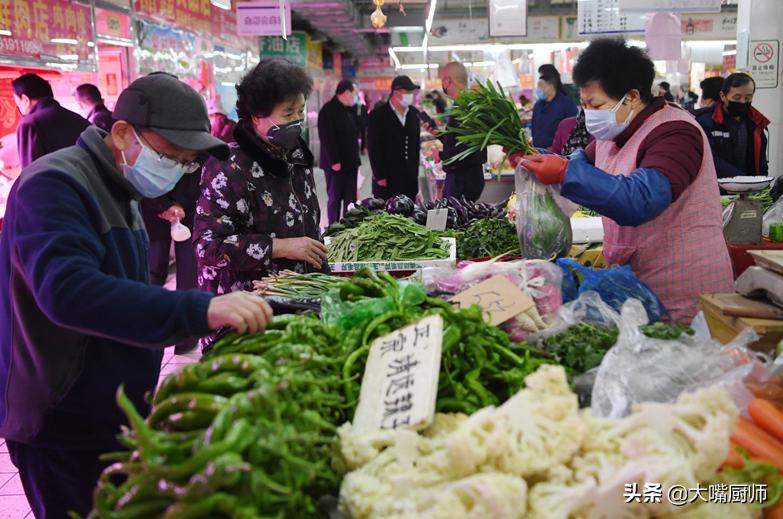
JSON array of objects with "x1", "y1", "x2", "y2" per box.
[
  {"x1": 367, "y1": 75, "x2": 423, "y2": 200},
  {"x1": 531, "y1": 67, "x2": 578, "y2": 149},
  {"x1": 318, "y1": 79, "x2": 361, "y2": 223},
  {"x1": 696, "y1": 72, "x2": 769, "y2": 179},
  {"x1": 436, "y1": 61, "x2": 487, "y2": 201},
  {"x1": 13, "y1": 73, "x2": 90, "y2": 168},
  {"x1": 74, "y1": 83, "x2": 114, "y2": 132}
]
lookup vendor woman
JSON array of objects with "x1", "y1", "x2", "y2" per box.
[
  {"x1": 194, "y1": 58, "x2": 327, "y2": 340},
  {"x1": 518, "y1": 39, "x2": 733, "y2": 323}
]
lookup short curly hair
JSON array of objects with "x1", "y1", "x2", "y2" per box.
[
  {"x1": 573, "y1": 38, "x2": 655, "y2": 103},
  {"x1": 236, "y1": 58, "x2": 313, "y2": 120}
]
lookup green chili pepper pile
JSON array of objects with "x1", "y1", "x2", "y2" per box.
[
  {"x1": 89, "y1": 316, "x2": 348, "y2": 519},
  {"x1": 327, "y1": 213, "x2": 451, "y2": 263},
  {"x1": 89, "y1": 268, "x2": 555, "y2": 518}
]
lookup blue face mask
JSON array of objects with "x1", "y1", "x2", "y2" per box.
[
  {"x1": 122, "y1": 130, "x2": 187, "y2": 198},
  {"x1": 535, "y1": 88, "x2": 546, "y2": 102}
]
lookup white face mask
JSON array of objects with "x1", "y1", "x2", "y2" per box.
[
  {"x1": 584, "y1": 94, "x2": 633, "y2": 141},
  {"x1": 401, "y1": 93, "x2": 414, "y2": 107}
]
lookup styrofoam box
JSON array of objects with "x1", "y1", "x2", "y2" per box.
[{"x1": 570, "y1": 217, "x2": 604, "y2": 244}]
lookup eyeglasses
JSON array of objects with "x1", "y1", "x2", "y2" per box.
[{"x1": 134, "y1": 129, "x2": 204, "y2": 174}]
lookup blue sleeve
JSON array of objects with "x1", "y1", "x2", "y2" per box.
[
  {"x1": 563, "y1": 97, "x2": 578, "y2": 118},
  {"x1": 13, "y1": 172, "x2": 213, "y2": 346},
  {"x1": 560, "y1": 150, "x2": 673, "y2": 227}
]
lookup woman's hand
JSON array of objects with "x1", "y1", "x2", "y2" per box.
[
  {"x1": 520, "y1": 154, "x2": 569, "y2": 185},
  {"x1": 207, "y1": 292, "x2": 273, "y2": 334},
  {"x1": 273, "y1": 237, "x2": 328, "y2": 269}
]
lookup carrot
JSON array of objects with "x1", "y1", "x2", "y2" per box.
[
  {"x1": 766, "y1": 499, "x2": 783, "y2": 519},
  {"x1": 722, "y1": 440, "x2": 745, "y2": 469},
  {"x1": 731, "y1": 417, "x2": 783, "y2": 472},
  {"x1": 751, "y1": 399, "x2": 783, "y2": 443}
]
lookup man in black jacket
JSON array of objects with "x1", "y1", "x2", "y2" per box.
[
  {"x1": 75, "y1": 83, "x2": 115, "y2": 132},
  {"x1": 437, "y1": 62, "x2": 487, "y2": 201},
  {"x1": 13, "y1": 74, "x2": 90, "y2": 168},
  {"x1": 318, "y1": 80, "x2": 361, "y2": 223},
  {"x1": 367, "y1": 76, "x2": 422, "y2": 200}
]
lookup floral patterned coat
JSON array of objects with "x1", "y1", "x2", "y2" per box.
[{"x1": 193, "y1": 123, "x2": 324, "y2": 298}]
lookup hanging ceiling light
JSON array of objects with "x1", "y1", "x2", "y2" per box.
[{"x1": 371, "y1": 0, "x2": 387, "y2": 29}]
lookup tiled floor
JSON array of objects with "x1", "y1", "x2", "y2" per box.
[{"x1": 0, "y1": 346, "x2": 201, "y2": 518}]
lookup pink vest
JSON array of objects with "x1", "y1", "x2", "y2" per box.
[{"x1": 595, "y1": 104, "x2": 734, "y2": 323}]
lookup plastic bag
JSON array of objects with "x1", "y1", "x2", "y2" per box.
[
  {"x1": 537, "y1": 290, "x2": 622, "y2": 341},
  {"x1": 592, "y1": 298, "x2": 761, "y2": 418},
  {"x1": 556, "y1": 258, "x2": 669, "y2": 322},
  {"x1": 514, "y1": 164, "x2": 572, "y2": 260},
  {"x1": 320, "y1": 282, "x2": 426, "y2": 332},
  {"x1": 421, "y1": 259, "x2": 563, "y2": 340},
  {"x1": 763, "y1": 196, "x2": 783, "y2": 237}
]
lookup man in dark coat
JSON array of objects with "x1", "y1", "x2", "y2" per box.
[
  {"x1": 318, "y1": 80, "x2": 361, "y2": 223},
  {"x1": 437, "y1": 62, "x2": 487, "y2": 201},
  {"x1": 75, "y1": 83, "x2": 115, "y2": 132},
  {"x1": 696, "y1": 73, "x2": 769, "y2": 179},
  {"x1": 367, "y1": 76, "x2": 422, "y2": 200},
  {"x1": 13, "y1": 74, "x2": 90, "y2": 168}
]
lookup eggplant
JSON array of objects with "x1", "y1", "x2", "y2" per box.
[
  {"x1": 358, "y1": 197, "x2": 386, "y2": 211},
  {"x1": 385, "y1": 195, "x2": 416, "y2": 216},
  {"x1": 411, "y1": 209, "x2": 427, "y2": 225}
]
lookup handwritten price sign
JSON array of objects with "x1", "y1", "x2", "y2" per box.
[{"x1": 451, "y1": 275, "x2": 535, "y2": 326}]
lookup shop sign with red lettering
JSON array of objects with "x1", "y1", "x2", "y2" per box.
[{"x1": 0, "y1": 0, "x2": 94, "y2": 65}]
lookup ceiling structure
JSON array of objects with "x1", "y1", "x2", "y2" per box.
[{"x1": 291, "y1": 0, "x2": 740, "y2": 60}]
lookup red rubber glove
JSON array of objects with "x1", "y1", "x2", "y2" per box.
[{"x1": 520, "y1": 154, "x2": 568, "y2": 185}]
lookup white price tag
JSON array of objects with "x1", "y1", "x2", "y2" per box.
[
  {"x1": 352, "y1": 315, "x2": 443, "y2": 433},
  {"x1": 426, "y1": 209, "x2": 448, "y2": 231}
]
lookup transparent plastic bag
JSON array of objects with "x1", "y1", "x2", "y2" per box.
[
  {"x1": 421, "y1": 259, "x2": 564, "y2": 341},
  {"x1": 763, "y1": 196, "x2": 783, "y2": 237},
  {"x1": 592, "y1": 298, "x2": 761, "y2": 418},
  {"x1": 514, "y1": 164, "x2": 572, "y2": 260},
  {"x1": 537, "y1": 290, "x2": 622, "y2": 341},
  {"x1": 320, "y1": 282, "x2": 426, "y2": 332},
  {"x1": 556, "y1": 258, "x2": 669, "y2": 322}
]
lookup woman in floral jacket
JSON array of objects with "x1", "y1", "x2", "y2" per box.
[{"x1": 194, "y1": 59, "x2": 328, "y2": 315}]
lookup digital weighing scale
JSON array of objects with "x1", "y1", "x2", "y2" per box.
[{"x1": 720, "y1": 176, "x2": 774, "y2": 245}]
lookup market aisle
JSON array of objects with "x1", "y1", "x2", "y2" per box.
[
  {"x1": 0, "y1": 346, "x2": 202, "y2": 518},
  {"x1": 313, "y1": 160, "x2": 374, "y2": 230}
]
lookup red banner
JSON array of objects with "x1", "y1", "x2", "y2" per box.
[
  {"x1": 95, "y1": 7, "x2": 132, "y2": 40},
  {"x1": 134, "y1": 0, "x2": 214, "y2": 37},
  {"x1": 0, "y1": 0, "x2": 94, "y2": 63}
]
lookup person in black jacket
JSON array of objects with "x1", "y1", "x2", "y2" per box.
[
  {"x1": 318, "y1": 80, "x2": 361, "y2": 223},
  {"x1": 696, "y1": 73, "x2": 769, "y2": 179},
  {"x1": 75, "y1": 83, "x2": 115, "y2": 132},
  {"x1": 13, "y1": 74, "x2": 90, "y2": 168},
  {"x1": 367, "y1": 76, "x2": 422, "y2": 200},
  {"x1": 691, "y1": 76, "x2": 723, "y2": 117},
  {"x1": 436, "y1": 61, "x2": 487, "y2": 201}
]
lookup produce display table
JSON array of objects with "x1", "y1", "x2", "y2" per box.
[
  {"x1": 698, "y1": 293, "x2": 783, "y2": 352},
  {"x1": 728, "y1": 240, "x2": 783, "y2": 278}
]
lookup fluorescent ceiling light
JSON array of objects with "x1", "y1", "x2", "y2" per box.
[
  {"x1": 399, "y1": 63, "x2": 439, "y2": 70},
  {"x1": 722, "y1": 50, "x2": 737, "y2": 56},
  {"x1": 388, "y1": 47, "x2": 401, "y2": 69},
  {"x1": 45, "y1": 62, "x2": 78, "y2": 69},
  {"x1": 425, "y1": 0, "x2": 437, "y2": 33},
  {"x1": 467, "y1": 61, "x2": 495, "y2": 67},
  {"x1": 392, "y1": 42, "x2": 589, "y2": 53},
  {"x1": 0, "y1": 30, "x2": 11, "y2": 37},
  {"x1": 221, "y1": 81, "x2": 236, "y2": 87},
  {"x1": 96, "y1": 38, "x2": 135, "y2": 48},
  {"x1": 51, "y1": 38, "x2": 78, "y2": 45},
  {"x1": 391, "y1": 26, "x2": 425, "y2": 33},
  {"x1": 58, "y1": 54, "x2": 80, "y2": 61}
]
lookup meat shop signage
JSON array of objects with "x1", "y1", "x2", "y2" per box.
[{"x1": 236, "y1": 0, "x2": 291, "y2": 36}]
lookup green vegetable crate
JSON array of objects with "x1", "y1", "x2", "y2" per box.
[{"x1": 324, "y1": 237, "x2": 457, "y2": 273}]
